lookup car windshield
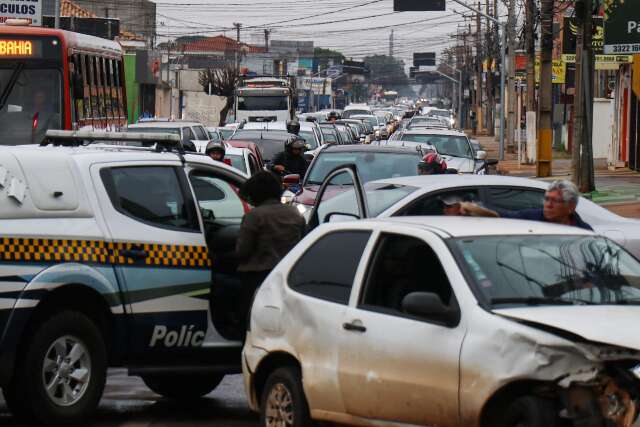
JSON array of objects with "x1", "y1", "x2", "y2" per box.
[
  {"x1": 400, "y1": 134, "x2": 472, "y2": 158},
  {"x1": 430, "y1": 110, "x2": 451, "y2": 118},
  {"x1": 220, "y1": 128, "x2": 235, "y2": 139},
  {"x1": 299, "y1": 130, "x2": 319, "y2": 149},
  {"x1": 320, "y1": 127, "x2": 339, "y2": 144},
  {"x1": 317, "y1": 182, "x2": 418, "y2": 220},
  {"x1": 409, "y1": 117, "x2": 446, "y2": 128},
  {"x1": 343, "y1": 109, "x2": 370, "y2": 118},
  {"x1": 207, "y1": 131, "x2": 221, "y2": 142},
  {"x1": 230, "y1": 130, "x2": 290, "y2": 141},
  {"x1": 225, "y1": 154, "x2": 247, "y2": 173},
  {"x1": 453, "y1": 235, "x2": 640, "y2": 306},
  {"x1": 353, "y1": 116, "x2": 378, "y2": 126},
  {"x1": 237, "y1": 96, "x2": 288, "y2": 111},
  {"x1": 306, "y1": 151, "x2": 420, "y2": 185},
  {"x1": 0, "y1": 68, "x2": 62, "y2": 145}
]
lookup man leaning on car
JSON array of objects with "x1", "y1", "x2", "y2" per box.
[{"x1": 460, "y1": 180, "x2": 593, "y2": 230}]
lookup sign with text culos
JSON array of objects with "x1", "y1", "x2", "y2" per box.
[
  {"x1": 604, "y1": 0, "x2": 640, "y2": 54},
  {"x1": 0, "y1": 0, "x2": 41, "y2": 26}
]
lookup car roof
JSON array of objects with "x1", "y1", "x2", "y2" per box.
[
  {"x1": 401, "y1": 128, "x2": 466, "y2": 136},
  {"x1": 359, "y1": 216, "x2": 592, "y2": 238},
  {"x1": 322, "y1": 145, "x2": 422, "y2": 154},
  {"x1": 128, "y1": 122, "x2": 205, "y2": 129},
  {"x1": 369, "y1": 174, "x2": 549, "y2": 191}
]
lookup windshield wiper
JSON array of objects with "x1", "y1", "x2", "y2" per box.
[
  {"x1": 490, "y1": 297, "x2": 592, "y2": 306},
  {"x1": 0, "y1": 62, "x2": 24, "y2": 112}
]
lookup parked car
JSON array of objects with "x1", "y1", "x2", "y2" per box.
[
  {"x1": 127, "y1": 121, "x2": 212, "y2": 152},
  {"x1": 244, "y1": 215, "x2": 640, "y2": 427},
  {"x1": 308, "y1": 172, "x2": 640, "y2": 259},
  {"x1": 289, "y1": 145, "x2": 422, "y2": 215}
]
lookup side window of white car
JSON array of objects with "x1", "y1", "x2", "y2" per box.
[
  {"x1": 189, "y1": 171, "x2": 246, "y2": 220},
  {"x1": 288, "y1": 230, "x2": 372, "y2": 304},
  {"x1": 399, "y1": 190, "x2": 479, "y2": 216},
  {"x1": 482, "y1": 187, "x2": 544, "y2": 212},
  {"x1": 102, "y1": 166, "x2": 199, "y2": 231},
  {"x1": 193, "y1": 126, "x2": 209, "y2": 140},
  {"x1": 360, "y1": 233, "x2": 455, "y2": 322}
]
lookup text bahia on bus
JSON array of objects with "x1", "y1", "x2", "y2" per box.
[{"x1": 0, "y1": 22, "x2": 127, "y2": 145}]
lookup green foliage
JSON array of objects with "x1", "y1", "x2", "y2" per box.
[{"x1": 363, "y1": 54, "x2": 414, "y2": 97}]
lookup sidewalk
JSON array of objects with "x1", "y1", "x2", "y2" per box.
[{"x1": 473, "y1": 135, "x2": 640, "y2": 218}]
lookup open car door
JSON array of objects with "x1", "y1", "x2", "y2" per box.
[{"x1": 306, "y1": 164, "x2": 369, "y2": 232}]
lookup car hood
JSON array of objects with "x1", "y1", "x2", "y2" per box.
[
  {"x1": 441, "y1": 156, "x2": 475, "y2": 173},
  {"x1": 494, "y1": 306, "x2": 640, "y2": 350},
  {"x1": 295, "y1": 184, "x2": 349, "y2": 206}
]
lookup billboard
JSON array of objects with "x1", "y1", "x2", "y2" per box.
[
  {"x1": 413, "y1": 52, "x2": 436, "y2": 67},
  {"x1": 562, "y1": 17, "x2": 604, "y2": 54},
  {"x1": 394, "y1": 0, "x2": 445, "y2": 11},
  {"x1": 0, "y1": 0, "x2": 42, "y2": 26},
  {"x1": 604, "y1": 0, "x2": 640, "y2": 54}
]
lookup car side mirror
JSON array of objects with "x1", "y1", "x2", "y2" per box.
[
  {"x1": 283, "y1": 174, "x2": 301, "y2": 186},
  {"x1": 324, "y1": 212, "x2": 360, "y2": 223},
  {"x1": 402, "y1": 292, "x2": 458, "y2": 326},
  {"x1": 475, "y1": 150, "x2": 487, "y2": 160}
]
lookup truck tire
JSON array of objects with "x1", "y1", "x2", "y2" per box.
[
  {"x1": 142, "y1": 374, "x2": 224, "y2": 399},
  {"x1": 13, "y1": 311, "x2": 107, "y2": 426},
  {"x1": 260, "y1": 367, "x2": 312, "y2": 427},
  {"x1": 496, "y1": 396, "x2": 558, "y2": 427}
]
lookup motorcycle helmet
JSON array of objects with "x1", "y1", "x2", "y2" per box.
[{"x1": 418, "y1": 152, "x2": 447, "y2": 174}]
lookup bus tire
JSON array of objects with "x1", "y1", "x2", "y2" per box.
[
  {"x1": 14, "y1": 311, "x2": 107, "y2": 426},
  {"x1": 142, "y1": 374, "x2": 224, "y2": 400}
]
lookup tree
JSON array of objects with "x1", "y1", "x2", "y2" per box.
[
  {"x1": 314, "y1": 47, "x2": 345, "y2": 72},
  {"x1": 199, "y1": 65, "x2": 239, "y2": 126},
  {"x1": 363, "y1": 55, "x2": 415, "y2": 97}
]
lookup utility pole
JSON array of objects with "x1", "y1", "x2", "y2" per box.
[
  {"x1": 537, "y1": 0, "x2": 554, "y2": 177},
  {"x1": 264, "y1": 29, "x2": 270, "y2": 53},
  {"x1": 525, "y1": 0, "x2": 536, "y2": 163},
  {"x1": 389, "y1": 29, "x2": 394, "y2": 57},
  {"x1": 54, "y1": 0, "x2": 60, "y2": 28},
  {"x1": 485, "y1": 0, "x2": 494, "y2": 136},
  {"x1": 571, "y1": 0, "x2": 595, "y2": 191},
  {"x1": 507, "y1": 0, "x2": 517, "y2": 152},
  {"x1": 475, "y1": 3, "x2": 482, "y2": 134},
  {"x1": 233, "y1": 22, "x2": 242, "y2": 73}
]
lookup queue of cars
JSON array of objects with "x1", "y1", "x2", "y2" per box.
[{"x1": 3, "y1": 103, "x2": 640, "y2": 427}]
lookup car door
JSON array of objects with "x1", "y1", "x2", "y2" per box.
[
  {"x1": 283, "y1": 229, "x2": 374, "y2": 414},
  {"x1": 338, "y1": 230, "x2": 464, "y2": 426},
  {"x1": 307, "y1": 165, "x2": 368, "y2": 231},
  {"x1": 94, "y1": 162, "x2": 210, "y2": 364}
]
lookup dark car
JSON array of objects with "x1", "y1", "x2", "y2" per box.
[
  {"x1": 291, "y1": 145, "x2": 423, "y2": 214},
  {"x1": 228, "y1": 129, "x2": 299, "y2": 163}
]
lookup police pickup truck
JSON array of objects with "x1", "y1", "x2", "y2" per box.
[{"x1": 0, "y1": 131, "x2": 250, "y2": 425}]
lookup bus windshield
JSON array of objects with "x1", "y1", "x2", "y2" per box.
[
  {"x1": 237, "y1": 96, "x2": 288, "y2": 111},
  {"x1": 0, "y1": 67, "x2": 62, "y2": 145}
]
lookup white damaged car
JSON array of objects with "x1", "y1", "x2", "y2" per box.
[{"x1": 243, "y1": 216, "x2": 640, "y2": 427}]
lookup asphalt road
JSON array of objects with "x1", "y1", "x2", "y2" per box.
[{"x1": 0, "y1": 370, "x2": 259, "y2": 427}]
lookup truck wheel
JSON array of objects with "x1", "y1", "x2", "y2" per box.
[
  {"x1": 13, "y1": 311, "x2": 107, "y2": 426},
  {"x1": 142, "y1": 374, "x2": 224, "y2": 399},
  {"x1": 260, "y1": 367, "x2": 312, "y2": 427},
  {"x1": 497, "y1": 396, "x2": 558, "y2": 427}
]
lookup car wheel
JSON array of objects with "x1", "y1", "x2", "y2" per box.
[
  {"x1": 260, "y1": 367, "x2": 312, "y2": 427},
  {"x1": 14, "y1": 311, "x2": 107, "y2": 426},
  {"x1": 142, "y1": 374, "x2": 224, "y2": 399},
  {"x1": 497, "y1": 396, "x2": 558, "y2": 427}
]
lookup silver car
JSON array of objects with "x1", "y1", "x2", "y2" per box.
[{"x1": 244, "y1": 216, "x2": 640, "y2": 427}]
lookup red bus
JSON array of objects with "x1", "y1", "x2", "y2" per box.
[{"x1": 0, "y1": 24, "x2": 127, "y2": 145}]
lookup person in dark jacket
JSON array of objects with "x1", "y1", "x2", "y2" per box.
[
  {"x1": 236, "y1": 171, "x2": 306, "y2": 321},
  {"x1": 271, "y1": 137, "x2": 309, "y2": 177},
  {"x1": 460, "y1": 180, "x2": 593, "y2": 230}
]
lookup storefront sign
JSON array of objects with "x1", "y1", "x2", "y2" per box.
[
  {"x1": 535, "y1": 59, "x2": 566, "y2": 84},
  {"x1": 300, "y1": 77, "x2": 331, "y2": 95},
  {"x1": 604, "y1": 0, "x2": 640, "y2": 54},
  {"x1": 0, "y1": 0, "x2": 41, "y2": 26},
  {"x1": 563, "y1": 17, "x2": 604, "y2": 54},
  {"x1": 561, "y1": 54, "x2": 633, "y2": 70}
]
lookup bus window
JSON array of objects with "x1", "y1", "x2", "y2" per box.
[
  {"x1": 108, "y1": 60, "x2": 119, "y2": 123},
  {"x1": 114, "y1": 59, "x2": 126, "y2": 123},
  {"x1": 79, "y1": 55, "x2": 92, "y2": 126}
]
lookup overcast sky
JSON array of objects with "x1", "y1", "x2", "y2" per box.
[{"x1": 153, "y1": 0, "x2": 496, "y2": 67}]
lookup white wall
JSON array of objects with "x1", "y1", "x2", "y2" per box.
[
  {"x1": 592, "y1": 98, "x2": 614, "y2": 168},
  {"x1": 182, "y1": 92, "x2": 227, "y2": 126}
]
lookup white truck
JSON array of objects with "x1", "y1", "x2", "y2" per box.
[{"x1": 234, "y1": 77, "x2": 296, "y2": 123}]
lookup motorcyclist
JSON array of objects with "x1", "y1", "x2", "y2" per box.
[
  {"x1": 417, "y1": 152, "x2": 447, "y2": 175},
  {"x1": 205, "y1": 141, "x2": 226, "y2": 162},
  {"x1": 286, "y1": 118, "x2": 301, "y2": 136},
  {"x1": 271, "y1": 136, "x2": 309, "y2": 177}
]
